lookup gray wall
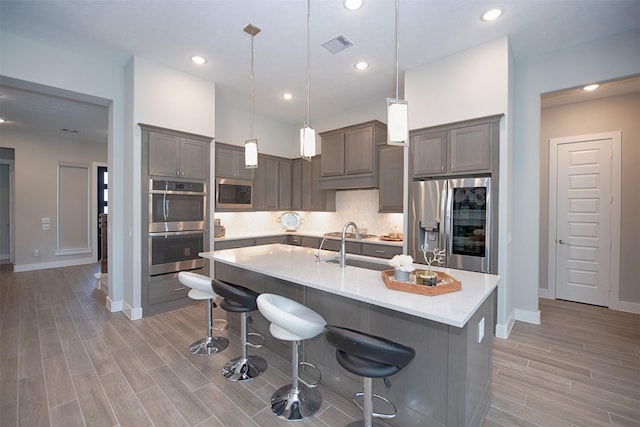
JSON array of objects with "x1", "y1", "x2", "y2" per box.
[
  {"x1": 539, "y1": 91, "x2": 640, "y2": 303},
  {"x1": 1, "y1": 129, "x2": 107, "y2": 269}
]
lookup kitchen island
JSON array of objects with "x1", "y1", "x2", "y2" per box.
[{"x1": 201, "y1": 244, "x2": 500, "y2": 427}]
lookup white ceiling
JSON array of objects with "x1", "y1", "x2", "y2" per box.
[{"x1": 1, "y1": 0, "x2": 640, "y2": 144}]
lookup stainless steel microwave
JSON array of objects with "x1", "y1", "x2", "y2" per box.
[{"x1": 215, "y1": 178, "x2": 253, "y2": 210}]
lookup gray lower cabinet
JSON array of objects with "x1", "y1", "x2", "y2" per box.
[
  {"x1": 214, "y1": 262, "x2": 496, "y2": 427},
  {"x1": 255, "y1": 235, "x2": 288, "y2": 245},
  {"x1": 361, "y1": 242, "x2": 403, "y2": 259},
  {"x1": 144, "y1": 126, "x2": 210, "y2": 180},
  {"x1": 378, "y1": 145, "x2": 404, "y2": 213},
  {"x1": 322, "y1": 239, "x2": 361, "y2": 254},
  {"x1": 214, "y1": 238, "x2": 256, "y2": 250}
]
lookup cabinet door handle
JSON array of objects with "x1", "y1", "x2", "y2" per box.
[
  {"x1": 174, "y1": 286, "x2": 187, "y2": 292},
  {"x1": 375, "y1": 250, "x2": 385, "y2": 254}
]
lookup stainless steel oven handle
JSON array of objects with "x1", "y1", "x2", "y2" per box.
[
  {"x1": 163, "y1": 194, "x2": 168, "y2": 221},
  {"x1": 149, "y1": 230, "x2": 206, "y2": 237}
]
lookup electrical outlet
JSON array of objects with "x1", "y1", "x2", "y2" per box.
[
  {"x1": 477, "y1": 317, "x2": 485, "y2": 344},
  {"x1": 33, "y1": 249, "x2": 40, "y2": 257}
]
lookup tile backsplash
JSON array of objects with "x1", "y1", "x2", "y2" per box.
[{"x1": 215, "y1": 189, "x2": 403, "y2": 237}]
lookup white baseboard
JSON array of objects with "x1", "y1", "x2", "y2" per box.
[
  {"x1": 13, "y1": 258, "x2": 95, "y2": 272},
  {"x1": 124, "y1": 302, "x2": 143, "y2": 320},
  {"x1": 614, "y1": 300, "x2": 640, "y2": 315},
  {"x1": 538, "y1": 288, "x2": 554, "y2": 299},
  {"x1": 495, "y1": 308, "x2": 515, "y2": 339},
  {"x1": 106, "y1": 296, "x2": 123, "y2": 313},
  {"x1": 515, "y1": 308, "x2": 541, "y2": 325}
]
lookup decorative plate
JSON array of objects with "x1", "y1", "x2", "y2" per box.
[{"x1": 278, "y1": 211, "x2": 303, "y2": 231}]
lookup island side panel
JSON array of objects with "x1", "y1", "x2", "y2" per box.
[{"x1": 447, "y1": 289, "x2": 495, "y2": 427}]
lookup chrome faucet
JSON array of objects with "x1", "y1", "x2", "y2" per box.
[
  {"x1": 315, "y1": 236, "x2": 327, "y2": 262},
  {"x1": 340, "y1": 221, "x2": 361, "y2": 268}
]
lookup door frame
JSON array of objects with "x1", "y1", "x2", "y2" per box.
[
  {"x1": 0, "y1": 158, "x2": 14, "y2": 265},
  {"x1": 92, "y1": 162, "x2": 108, "y2": 263},
  {"x1": 547, "y1": 131, "x2": 621, "y2": 308}
]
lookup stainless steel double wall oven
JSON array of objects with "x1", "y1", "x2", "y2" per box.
[{"x1": 148, "y1": 179, "x2": 207, "y2": 275}]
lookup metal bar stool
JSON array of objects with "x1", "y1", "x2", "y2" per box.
[
  {"x1": 178, "y1": 271, "x2": 229, "y2": 356},
  {"x1": 324, "y1": 325, "x2": 415, "y2": 427},
  {"x1": 211, "y1": 279, "x2": 266, "y2": 381},
  {"x1": 257, "y1": 293, "x2": 326, "y2": 421}
]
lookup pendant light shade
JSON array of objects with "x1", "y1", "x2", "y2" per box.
[
  {"x1": 300, "y1": 124, "x2": 316, "y2": 160},
  {"x1": 387, "y1": 0, "x2": 408, "y2": 146},
  {"x1": 244, "y1": 23, "x2": 261, "y2": 168},
  {"x1": 300, "y1": 0, "x2": 316, "y2": 160},
  {"x1": 387, "y1": 98, "x2": 408, "y2": 145},
  {"x1": 245, "y1": 139, "x2": 258, "y2": 168}
]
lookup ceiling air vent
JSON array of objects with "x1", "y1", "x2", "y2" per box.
[{"x1": 322, "y1": 35, "x2": 353, "y2": 54}]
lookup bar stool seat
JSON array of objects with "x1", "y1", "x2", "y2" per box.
[
  {"x1": 177, "y1": 272, "x2": 229, "y2": 356},
  {"x1": 257, "y1": 293, "x2": 326, "y2": 421},
  {"x1": 324, "y1": 325, "x2": 415, "y2": 427},
  {"x1": 211, "y1": 279, "x2": 266, "y2": 381}
]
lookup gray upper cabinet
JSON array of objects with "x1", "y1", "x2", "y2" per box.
[
  {"x1": 147, "y1": 130, "x2": 209, "y2": 180},
  {"x1": 253, "y1": 155, "x2": 278, "y2": 210},
  {"x1": 215, "y1": 143, "x2": 255, "y2": 180},
  {"x1": 411, "y1": 116, "x2": 500, "y2": 178},
  {"x1": 294, "y1": 157, "x2": 335, "y2": 211},
  {"x1": 411, "y1": 130, "x2": 447, "y2": 176},
  {"x1": 279, "y1": 159, "x2": 292, "y2": 210},
  {"x1": 378, "y1": 146, "x2": 403, "y2": 213},
  {"x1": 318, "y1": 120, "x2": 387, "y2": 189},
  {"x1": 450, "y1": 123, "x2": 491, "y2": 173}
]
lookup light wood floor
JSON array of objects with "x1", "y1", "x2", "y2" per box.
[{"x1": 1, "y1": 264, "x2": 639, "y2": 427}]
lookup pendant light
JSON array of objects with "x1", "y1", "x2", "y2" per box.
[
  {"x1": 244, "y1": 23, "x2": 261, "y2": 168},
  {"x1": 300, "y1": 0, "x2": 316, "y2": 160},
  {"x1": 387, "y1": 0, "x2": 408, "y2": 146}
]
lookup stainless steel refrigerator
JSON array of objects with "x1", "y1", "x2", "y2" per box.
[{"x1": 409, "y1": 176, "x2": 492, "y2": 273}]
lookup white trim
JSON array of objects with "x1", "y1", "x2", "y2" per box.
[
  {"x1": 0, "y1": 158, "x2": 15, "y2": 265},
  {"x1": 547, "y1": 131, "x2": 621, "y2": 308},
  {"x1": 614, "y1": 300, "x2": 640, "y2": 315},
  {"x1": 106, "y1": 296, "x2": 123, "y2": 312},
  {"x1": 495, "y1": 308, "x2": 515, "y2": 339},
  {"x1": 57, "y1": 162, "x2": 92, "y2": 254},
  {"x1": 514, "y1": 308, "x2": 541, "y2": 325},
  {"x1": 13, "y1": 257, "x2": 95, "y2": 272},
  {"x1": 55, "y1": 247, "x2": 91, "y2": 256},
  {"x1": 538, "y1": 288, "x2": 554, "y2": 299},
  {"x1": 92, "y1": 162, "x2": 108, "y2": 263},
  {"x1": 123, "y1": 302, "x2": 143, "y2": 320}
]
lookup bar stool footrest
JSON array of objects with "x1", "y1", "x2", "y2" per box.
[
  {"x1": 246, "y1": 332, "x2": 265, "y2": 348},
  {"x1": 211, "y1": 318, "x2": 228, "y2": 331},
  {"x1": 298, "y1": 361, "x2": 321, "y2": 388},
  {"x1": 353, "y1": 391, "x2": 398, "y2": 419}
]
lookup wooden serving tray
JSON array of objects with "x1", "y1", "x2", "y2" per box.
[{"x1": 381, "y1": 269, "x2": 462, "y2": 296}]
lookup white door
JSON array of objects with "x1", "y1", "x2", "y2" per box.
[{"x1": 554, "y1": 139, "x2": 611, "y2": 306}]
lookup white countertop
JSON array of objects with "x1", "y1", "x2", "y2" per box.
[{"x1": 200, "y1": 244, "x2": 500, "y2": 328}]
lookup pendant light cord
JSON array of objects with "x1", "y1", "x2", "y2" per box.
[
  {"x1": 394, "y1": 0, "x2": 399, "y2": 100},
  {"x1": 250, "y1": 34, "x2": 255, "y2": 138},
  {"x1": 306, "y1": 0, "x2": 311, "y2": 126}
]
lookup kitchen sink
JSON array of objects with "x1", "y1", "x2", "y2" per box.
[
  {"x1": 323, "y1": 257, "x2": 389, "y2": 271},
  {"x1": 323, "y1": 231, "x2": 378, "y2": 239}
]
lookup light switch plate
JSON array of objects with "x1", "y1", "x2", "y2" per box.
[{"x1": 477, "y1": 317, "x2": 485, "y2": 344}]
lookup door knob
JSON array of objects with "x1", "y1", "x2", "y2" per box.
[{"x1": 558, "y1": 239, "x2": 566, "y2": 244}]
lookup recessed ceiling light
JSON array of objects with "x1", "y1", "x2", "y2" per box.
[
  {"x1": 354, "y1": 61, "x2": 369, "y2": 71},
  {"x1": 191, "y1": 56, "x2": 207, "y2": 65},
  {"x1": 344, "y1": 0, "x2": 363, "y2": 11},
  {"x1": 481, "y1": 7, "x2": 503, "y2": 21},
  {"x1": 583, "y1": 84, "x2": 600, "y2": 91},
  {"x1": 282, "y1": 92, "x2": 294, "y2": 101}
]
